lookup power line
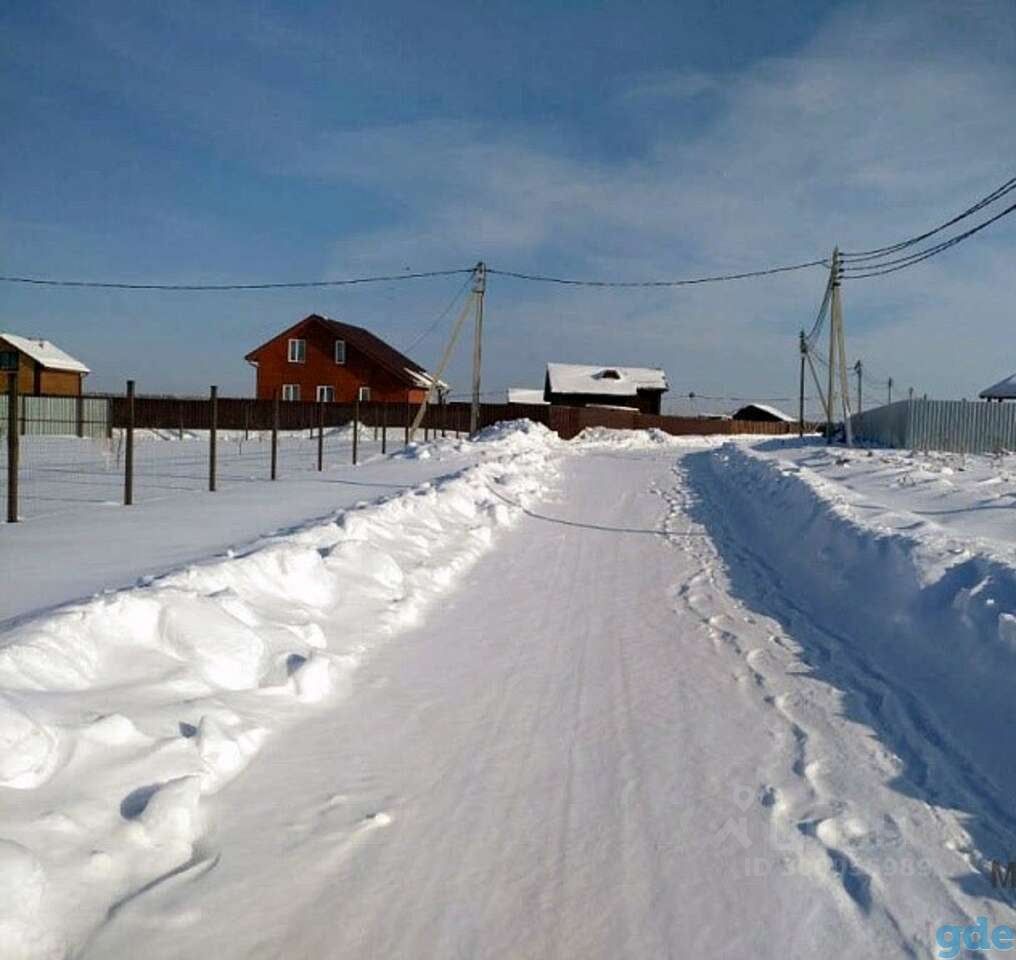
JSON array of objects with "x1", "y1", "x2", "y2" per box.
[
  {"x1": 0, "y1": 267, "x2": 475, "y2": 291},
  {"x1": 842, "y1": 198, "x2": 1016, "y2": 279},
  {"x1": 6, "y1": 169, "x2": 1015, "y2": 292},
  {"x1": 804, "y1": 268, "x2": 833, "y2": 349},
  {"x1": 841, "y1": 172, "x2": 1016, "y2": 261},
  {"x1": 401, "y1": 274, "x2": 474, "y2": 354},
  {"x1": 487, "y1": 259, "x2": 828, "y2": 288}
]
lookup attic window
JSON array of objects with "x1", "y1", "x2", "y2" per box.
[
  {"x1": 334, "y1": 340, "x2": 346, "y2": 364},
  {"x1": 597, "y1": 369, "x2": 621, "y2": 379},
  {"x1": 288, "y1": 338, "x2": 306, "y2": 363}
]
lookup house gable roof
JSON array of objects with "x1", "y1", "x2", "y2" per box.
[
  {"x1": 245, "y1": 314, "x2": 444, "y2": 390},
  {"x1": 980, "y1": 373, "x2": 1016, "y2": 399},
  {"x1": 1, "y1": 333, "x2": 89, "y2": 373},
  {"x1": 732, "y1": 402, "x2": 796, "y2": 422},
  {"x1": 545, "y1": 362, "x2": 668, "y2": 397}
]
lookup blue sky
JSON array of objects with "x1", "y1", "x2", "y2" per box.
[{"x1": 2, "y1": 0, "x2": 1015, "y2": 412}]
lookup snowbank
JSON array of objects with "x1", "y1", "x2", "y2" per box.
[
  {"x1": 0, "y1": 422, "x2": 561, "y2": 955},
  {"x1": 572, "y1": 426, "x2": 749, "y2": 449},
  {"x1": 692, "y1": 442, "x2": 1016, "y2": 879}
]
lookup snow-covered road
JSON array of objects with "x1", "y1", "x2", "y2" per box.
[
  {"x1": 74, "y1": 438, "x2": 1013, "y2": 959},
  {"x1": 4, "y1": 427, "x2": 1014, "y2": 959}
]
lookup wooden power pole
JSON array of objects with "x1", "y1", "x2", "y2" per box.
[
  {"x1": 826, "y1": 249, "x2": 853, "y2": 446},
  {"x1": 826, "y1": 251, "x2": 838, "y2": 445},
  {"x1": 470, "y1": 261, "x2": 486, "y2": 435},
  {"x1": 798, "y1": 331, "x2": 806, "y2": 438}
]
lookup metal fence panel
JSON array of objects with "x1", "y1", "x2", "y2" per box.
[
  {"x1": 851, "y1": 399, "x2": 1016, "y2": 454},
  {"x1": 0, "y1": 395, "x2": 109, "y2": 439}
]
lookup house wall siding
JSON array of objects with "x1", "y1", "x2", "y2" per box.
[
  {"x1": 250, "y1": 320, "x2": 428, "y2": 403},
  {"x1": 38, "y1": 368, "x2": 83, "y2": 396},
  {"x1": 546, "y1": 390, "x2": 663, "y2": 415}
]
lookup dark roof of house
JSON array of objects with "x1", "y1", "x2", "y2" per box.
[
  {"x1": 245, "y1": 314, "x2": 440, "y2": 389},
  {"x1": 980, "y1": 373, "x2": 1016, "y2": 399}
]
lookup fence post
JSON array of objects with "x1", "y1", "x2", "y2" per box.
[
  {"x1": 244, "y1": 401, "x2": 250, "y2": 440},
  {"x1": 404, "y1": 401, "x2": 410, "y2": 448},
  {"x1": 107, "y1": 397, "x2": 113, "y2": 439},
  {"x1": 7, "y1": 374, "x2": 19, "y2": 523},
  {"x1": 317, "y1": 401, "x2": 324, "y2": 471},
  {"x1": 208, "y1": 385, "x2": 218, "y2": 492},
  {"x1": 178, "y1": 401, "x2": 184, "y2": 440},
  {"x1": 441, "y1": 394, "x2": 446, "y2": 438},
  {"x1": 381, "y1": 402, "x2": 387, "y2": 454},
  {"x1": 271, "y1": 389, "x2": 279, "y2": 480},
  {"x1": 76, "y1": 393, "x2": 84, "y2": 439},
  {"x1": 353, "y1": 397, "x2": 360, "y2": 465},
  {"x1": 124, "y1": 380, "x2": 135, "y2": 506},
  {"x1": 19, "y1": 395, "x2": 26, "y2": 436}
]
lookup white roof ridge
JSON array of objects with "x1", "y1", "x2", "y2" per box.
[
  {"x1": 1, "y1": 332, "x2": 90, "y2": 374},
  {"x1": 546, "y1": 361, "x2": 667, "y2": 397}
]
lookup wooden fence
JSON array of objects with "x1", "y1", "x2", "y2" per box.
[{"x1": 0, "y1": 390, "x2": 805, "y2": 441}]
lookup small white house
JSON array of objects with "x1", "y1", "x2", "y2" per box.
[{"x1": 507, "y1": 388, "x2": 549, "y2": 405}]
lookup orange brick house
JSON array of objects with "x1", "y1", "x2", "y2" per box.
[
  {"x1": 244, "y1": 314, "x2": 445, "y2": 403},
  {"x1": 0, "y1": 333, "x2": 90, "y2": 395}
]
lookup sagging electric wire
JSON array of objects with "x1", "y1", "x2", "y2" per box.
[
  {"x1": 487, "y1": 258, "x2": 829, "y2": 288},
  {"x1": 841, "y1": 199, "x2": 1016, "y2": 278},
  {"x1": 0, "y1": 268, "x2": 476, "y2": 291},
  {"x1": 841, "y1": 172, "x2": 1016, "y2": 261}
]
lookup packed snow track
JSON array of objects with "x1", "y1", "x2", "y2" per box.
[{"x1": 2, "y1": 425, "x2": 1013, "y2": 959}]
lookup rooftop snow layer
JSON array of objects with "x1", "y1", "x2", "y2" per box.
[
  {"x1": 1, "y1": 333, "x2": 89, "y2": 373},
  {"x1": 507, "y1": 388, "x2": 548, "y2": 405},
  {"x1": 546, "y1": 362, "x2": 667, "y2": 397}
]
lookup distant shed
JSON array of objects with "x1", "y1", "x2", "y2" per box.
[
  {"x1": 731, "y1": 402, "x2": 796, "y2": 423},
  {"x1": 0, "y1": 333, "x2": 90, "y2": 396}
]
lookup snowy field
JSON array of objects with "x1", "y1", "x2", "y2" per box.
[
  {"x1": 2, "y1": 424, "x2": 1015, "y2": 959},
  {"x1": 1, "y1": 425, "x2": 414, "y2": 523}
]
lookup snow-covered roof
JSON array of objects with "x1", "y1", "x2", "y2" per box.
[
  {"x1": 508, "y1": 388, "x2": 548, "y2": 405},
  {"x1": 979, "y1": 373, "x2": 1016, "y2": 399},
  {"x1": 0, "y1": 333, "x2": 89, "y2": 373},
  {"x1": 733, "y1": 403, "x2": 796, "y2": 422},
  {"x1": 546, "y1": 363, "x2": 668, "y2": 397},
  {"x1": 405, "y1": 367, "x2": 449, "y2": 392}
]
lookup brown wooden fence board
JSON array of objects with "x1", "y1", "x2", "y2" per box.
[{"x1": 78, "y1": 393, "x2": 803, "y2": 440}]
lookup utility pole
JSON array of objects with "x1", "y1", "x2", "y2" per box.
[
  {"x1": 853, "y1": 360, "x2": 863, "y2": 416},
  {"x1": 888, "y1": 377, "x2": 893, "y2": 405},
  {"x1": 798, "y1": 331, "x2": 806, "y2": 438},
  {"x1": 826, "y1": 248, "x2": 853, "y2": 445},
  {"x1": 826, "y1": 250, "x2": 838, "y2": 445},
  {"x1": 470, "y1": 261, "x2": 486, "y2": 435}
]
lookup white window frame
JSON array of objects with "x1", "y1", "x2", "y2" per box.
[
  {"x1": 288, "y1": 338, "x2": 306, "y2": 363},
  {"x1": 316, "y1": 385, "x2": 335, "y2": 402},
  {"x1": 281, "y1": 384, "x2": 300, "y2": 401},
  {"x1": 334, "y1": 340, "x2": 346, "y2": 364},
  {"x1": 357, "y1": 386, "x2": 371, "y2": 402}
]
